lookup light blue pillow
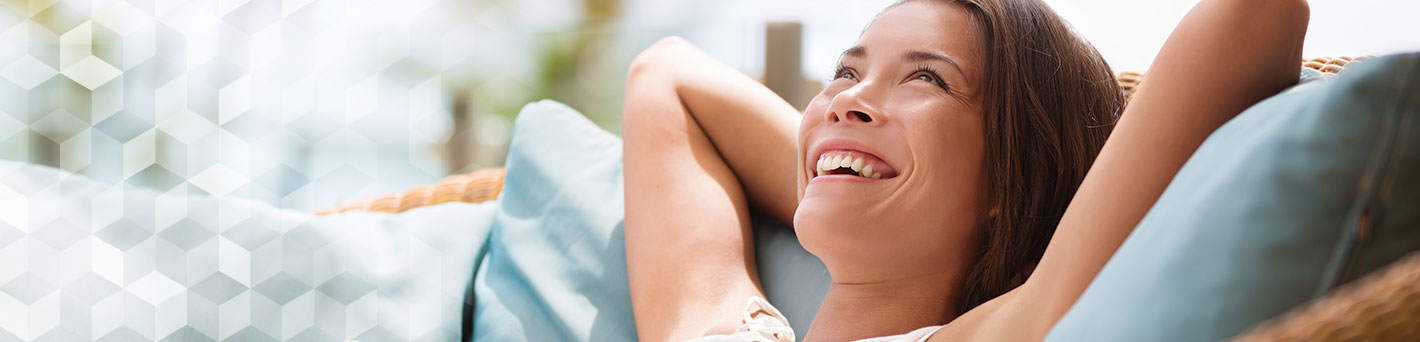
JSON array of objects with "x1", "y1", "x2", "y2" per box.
[
  {"x1": 0, "y1": 160, "x2": 496, "y2": 341},
  {"x1": 1046, "y1": 53, "x2": 1420, "y2": 341},
  {"x1": 470, "y1": 100, "x2": 830, "y2": 341}
]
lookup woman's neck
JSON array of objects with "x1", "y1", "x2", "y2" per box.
[{"x1": 802, "y1": 271, "x2": 962, "y2": 341}]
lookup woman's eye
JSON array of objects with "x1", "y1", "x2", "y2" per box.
[
  {"x1": 834, "y1": 67, "x2": 858, "y2": 81},
  {"x1": 912, "y1": 71, "x2": 949, "y2": 92},
  {"x1": 915, "y1": 73, "x2": 940, "y2": 85}
]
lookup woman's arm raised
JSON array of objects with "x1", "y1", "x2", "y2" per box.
[
  {"x1": 943, "y1": 0, "x2": 1310, "y2": 340},
  {"x1": 622, "y1": 37, "x2": 802, "y2": 340}
]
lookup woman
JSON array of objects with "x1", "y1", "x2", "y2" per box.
[{"x1": 622, "y1": 0, "x2": 1309, "y2": 340}]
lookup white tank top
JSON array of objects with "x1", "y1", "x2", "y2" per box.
[{"x1": 685, "y1": 296, "x2": 944, "y2": 342}]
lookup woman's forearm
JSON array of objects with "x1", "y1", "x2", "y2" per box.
[
  {"x1": 634, "y1": 37, "x2": 802, "y2": 223},
  {"x1": 622, "y1": 37, "x2": 800, "y2": 340},
  {"x1": 942, "y1": 0, "x2": 1311, "y2": 341},
  {"x1": 1011, "y1": 0, "x2": 1310, "y2": 338}
]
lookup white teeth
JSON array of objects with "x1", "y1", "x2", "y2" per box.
[{"x1": 814, "y1": 153, "x2": 887, "y2": 179}]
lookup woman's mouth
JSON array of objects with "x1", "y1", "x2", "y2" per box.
[{"x1": 813, "y1": 150, "x2": 899, "y2": 179}]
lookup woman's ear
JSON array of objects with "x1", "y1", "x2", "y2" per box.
[{"x1": 985, "y1": 206, "x2": 1000, "y2": 220}]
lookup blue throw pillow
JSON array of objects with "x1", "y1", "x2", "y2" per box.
[
  {"x1": 470, "y1": 101, "x2": 830, "y2": 341},
  {"x1": 470, "y1": 100, "x2": 632, "y2": 341},
  {"x1": 1046, "y1": 53, "x2": 1420, "y2": 341}
]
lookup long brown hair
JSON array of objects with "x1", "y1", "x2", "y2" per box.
[{"x1": 896, "y1": 0, "x2": 1125, "y2": 313}]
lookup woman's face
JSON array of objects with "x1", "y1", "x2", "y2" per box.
[{"x1": 794, "y1": 1, "x2": 989, "y2": 281}]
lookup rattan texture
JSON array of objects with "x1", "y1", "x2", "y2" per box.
[
  {"x1": 314, "y1": 166, "x2": 505, "y2": 215},
  {"x1": 1229, "y1": 251, "x2": 1420, "y2": 342},
  {"x1": 1116, "y1": 56, "x2": 1366, "y2": 101}
]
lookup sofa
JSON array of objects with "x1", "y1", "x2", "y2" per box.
[{"x1": 319, "y1": 55, "x2": 1420, "y2": 341}]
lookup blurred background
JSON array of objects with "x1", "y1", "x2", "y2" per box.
[{"x1": 1, "y1": 0, "x2": 1415, "y2": 211}]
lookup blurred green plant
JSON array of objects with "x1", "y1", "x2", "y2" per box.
[
  {"x1": 447, "y1": 0, "x2": 626, "y2": 171},
  {"x1": 481, "y1": 0, "x2": 624, "y2": 130}
]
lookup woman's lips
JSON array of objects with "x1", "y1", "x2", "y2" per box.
[
  {"x1": 807, "y1": 139, "x2": 900, "y2": 181},
  {"x1": 813, "y1": 149, "x2": 898, "y2": 179}
]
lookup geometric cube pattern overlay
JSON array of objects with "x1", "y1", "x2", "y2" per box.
[
  {"x1": 0, "y1": 0, "x2": 542, "y2": 211},
  {"x1": 0, "y1": 161, "x2": 491, "y2": 341}
]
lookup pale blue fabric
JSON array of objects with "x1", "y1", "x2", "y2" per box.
[
  {"x1": 1046, "y1": 53, "x2": 1420, "y2": 341},
  {"x1": 470, "y1": 100, "x2": 830, "y2": 341}
]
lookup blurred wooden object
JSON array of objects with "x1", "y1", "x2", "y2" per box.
[
  {"x1": 445, "y1": 91, "x2": 477, "y2": 174},
  {"x1": 765, "y1": 21, "x2": 806, "y2": 110}
]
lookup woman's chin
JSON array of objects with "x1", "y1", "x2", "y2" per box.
[
  {"x1": 793, "y1": 200, "x2": 883, "y2": 251},
  {"x1": 793, "y1": 208, "x2": 892, "y2": 275}
]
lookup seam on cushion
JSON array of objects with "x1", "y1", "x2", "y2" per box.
[
  {"x1": 1316, "y1": 56, "x2": 1418, "y2": 296},
  {"x1": 1342, "y1": 58, "x2": 1420, "y2": 284}
]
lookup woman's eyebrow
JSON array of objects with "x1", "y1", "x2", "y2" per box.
[
  {"x1": 903, "y1": 50, "x2": 965, "y2": 77},
  {"x1": 840, "y1": 46, "x2": 866, "y2": 59},
  {"x1": 839, "y1": 46, "x2": 965, "y2": 78}
]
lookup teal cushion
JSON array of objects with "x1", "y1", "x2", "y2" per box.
[
  {"x1": 1046, "y1": 53, "x2": 1420, "y2": 341},
  {"x1": 470, "y1": 100, "x2": 830, "y2": 341}
]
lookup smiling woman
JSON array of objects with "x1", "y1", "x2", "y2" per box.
[
  {"x1": 793, "y1": 4, "x2": 996, "y2": 333},
  {"x1": 622, "y1": 0, "x2": 1306, "y2": 340},
  {"x1": 796, "y1": 0, "x2": 1125, "y2": 323}
]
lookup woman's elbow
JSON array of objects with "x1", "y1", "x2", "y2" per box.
[
  {"x1": 1227, "y1": 0, "x2": 1310, "y2": 32},
  {"x1": 627, "y1": 36, "x2": 693, "y2": 85},
  {"x1": 1249, "y1": 0, "x2": 1311, "y2": 70},
  {"x1": 623, "y1": 36, "x2": 695, "y2": 127},
  {"x1": 1275, "y1": 0, "x2": 1310, "y2": 34}
]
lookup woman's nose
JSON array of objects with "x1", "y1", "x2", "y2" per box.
[
  {"x1": 828, "y1": 110, "x2": 874, "y2": 123},
  {"x1": 825, "y1": 84, "x2": 881, "y2": 125}
]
